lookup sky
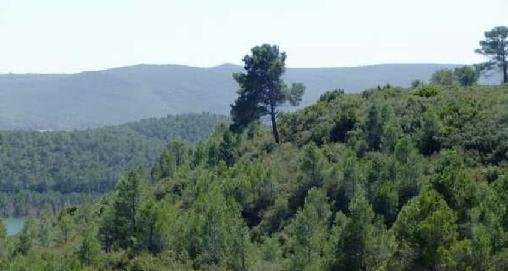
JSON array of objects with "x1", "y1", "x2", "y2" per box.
[{"x1": 0, "y1": 0, "x2": 506, "y2": 73}]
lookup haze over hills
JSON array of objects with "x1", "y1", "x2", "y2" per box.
[{"x1": 0, "y1": 63, "x2": 497, "y2": 130}]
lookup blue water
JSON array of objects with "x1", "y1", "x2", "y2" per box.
[{"x1": 3, "y1": 217, "x2": 25, "y2": 235}]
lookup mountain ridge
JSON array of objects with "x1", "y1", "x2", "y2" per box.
[{"x1": 0, "y1": 63, "x2": 498, "y2": 130}]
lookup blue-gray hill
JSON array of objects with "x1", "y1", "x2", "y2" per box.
[{"x1": 0, "y1": 63, "x2": 489, "y2": 130}]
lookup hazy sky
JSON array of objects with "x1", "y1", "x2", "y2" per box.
[{"x1": 0, "y1": 0, "x2": 506, "y2": 73}]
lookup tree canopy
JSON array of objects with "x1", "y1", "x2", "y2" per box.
[
  {"x1": 476, "y1": 26, "x2": 508, "y2": 83},
  {"x1": 230, "y1": 44, "x2": 305, "y2": 143},
  {"x1": 2, "y1": 83, "x2": 507, "y2": 270},
  {"x1": 2, "y1": 33, "x2": 508, "y2": 271},
  {"x1": 0, "y1": 113, "x2": 225, "y2": 216}
]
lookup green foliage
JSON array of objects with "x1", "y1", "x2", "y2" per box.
[
  {"x1": 58, "y1": 210, "x2": 74, "y2": 242},
  {"x1": 431, "y1": 69, "x2": 455, "y2": 86},
  {"x1": 391, "y1": 188, "x2": 462, "y2": 270},
  {"x1": 364, "y1": 104, "x2": 384, "y2": 150},
  {"x1": 373, "y1": 179, "x2": 399, "y2": 224},
  {"x1": 99, "y1": 169, "x2": 146, "y2": 250},
  {"x1": 454, "y1": 66, "x2": 480, "y2": 86},
  {"x1": 413, "y1": 84, "x2": 441, "y2": 97},
  {"x1": 476, "y1": 26, "x2": 508, "y2": 83},
  {"x1": 77, "y1": 225, "x2": 101, "y2": 266},
  {"x1": 231, "y1": 44, "x2": 305, "y2": 143},
  {"x1": 330, "y1": 107, "x2": 357, "y2": 143},
  {"x1": 14, "y1": 219, "x2": 36, "y2": 256},
  {"x1": 416, "y1": 110, "x2": 442, "y2": 155},
  {"x1": 136, "y1": 199, "x2": 178, "y2": 254},
  {"x1": 3, "y1": 84, "x2": 508, "y2": 270},
  {"x1": 327, "y1": 189, "x2": 393, "y2": 271},
  {"x1": 286, "y1": 188, "x2": 330, "y2": 270},
  {"x1": 218, "y1": 129, "x2": 237, "y2": 167},
  {"x1": 411, "y1": 79, "x2": 424, "y2": 88},
  {"x1": 288, "y1": 143, "x2": 326, "y2": 212},
  {"x1": 319, "y1": 89, "x2": 345, "y2": 102},
  {"x1": 431, "y1": 66, "x2": 480, "y2": 87},
  {"x1": 184, "y1": 184, "x2": 249, "y2": 270},
  {"x1": 0, "y1": 113, "x2": 224, "y2": 216}
]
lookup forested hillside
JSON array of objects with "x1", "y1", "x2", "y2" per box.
[
  {"x1": 0, "y1": 113, "x2": 225, "y2": 216},
  {"x1": 0, "y1": 63, "x2": 470, "y2": 130},
  {"x1": 2, "y1": 84, "x2": 507, "y2": 270}
]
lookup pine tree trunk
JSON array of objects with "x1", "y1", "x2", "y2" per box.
[
  {"x1": 270, "y1": 104, "x2": 280, "y2": 144},
  {"x1": 503, "y1": 56, "x2": 507, "y2": 84},
  {"x1": 503, "y1": 44, "x2": 507, "y2": 84}
]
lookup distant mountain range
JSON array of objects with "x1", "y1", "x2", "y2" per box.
[{"x1": 0, "y1": 63, "x2": 499, "y2": 130}]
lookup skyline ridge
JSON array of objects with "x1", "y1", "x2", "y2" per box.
[{"x1": 0, "y1": 62, "x2": 469, "y2": 75}]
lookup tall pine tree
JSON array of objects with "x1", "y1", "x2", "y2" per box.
[{"x1": 230, "y1": 44, "x2": 305, "y2": 143}]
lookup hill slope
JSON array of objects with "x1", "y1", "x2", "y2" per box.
[
  {"x1": 0, "y1": 63, "x2": 477, "y2": 130},
  {"x1": 0, "y1": 113, "x2": 225, "y2": 216},
  {"x1": 3, "y1": 84, "x2": 507, "y2": 270}
]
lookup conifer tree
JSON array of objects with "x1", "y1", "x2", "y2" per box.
[
  {"x1": 77, "y1": 225, "x2": 101, "y2": 266},
  {"x1": 365, "y1": 105, "x2": 383, "y2": 150},
  {"x1": 392, "y1": 188, "x2": 463, "y2": 269},
  {"x1": 287, "y1": 188, "x2": 330, "y2": 270},
  {"x1": 476, "y1": 26, "x2": 508, "y2": 83},
  {"x1": 231, "y1": 44, "x2": 305, "y2": 143},
  {"x1": 99, "y1": 169, "x2": 146, "y2": 250}
]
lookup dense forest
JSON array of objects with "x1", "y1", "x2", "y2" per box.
[
  {"x1": 0, "y1": 113, "x2": 225, "y2": 216},
  {"x1": 0, "y1": 82, "x2": 506, "y2": 270},
  {"x1": 1, "y1": 27, "x2": 507, "y2": 270}
]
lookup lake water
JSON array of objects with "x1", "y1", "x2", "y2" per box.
[{"x1": 3, "y1": 217, "x2": 25, "y2": 235}]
